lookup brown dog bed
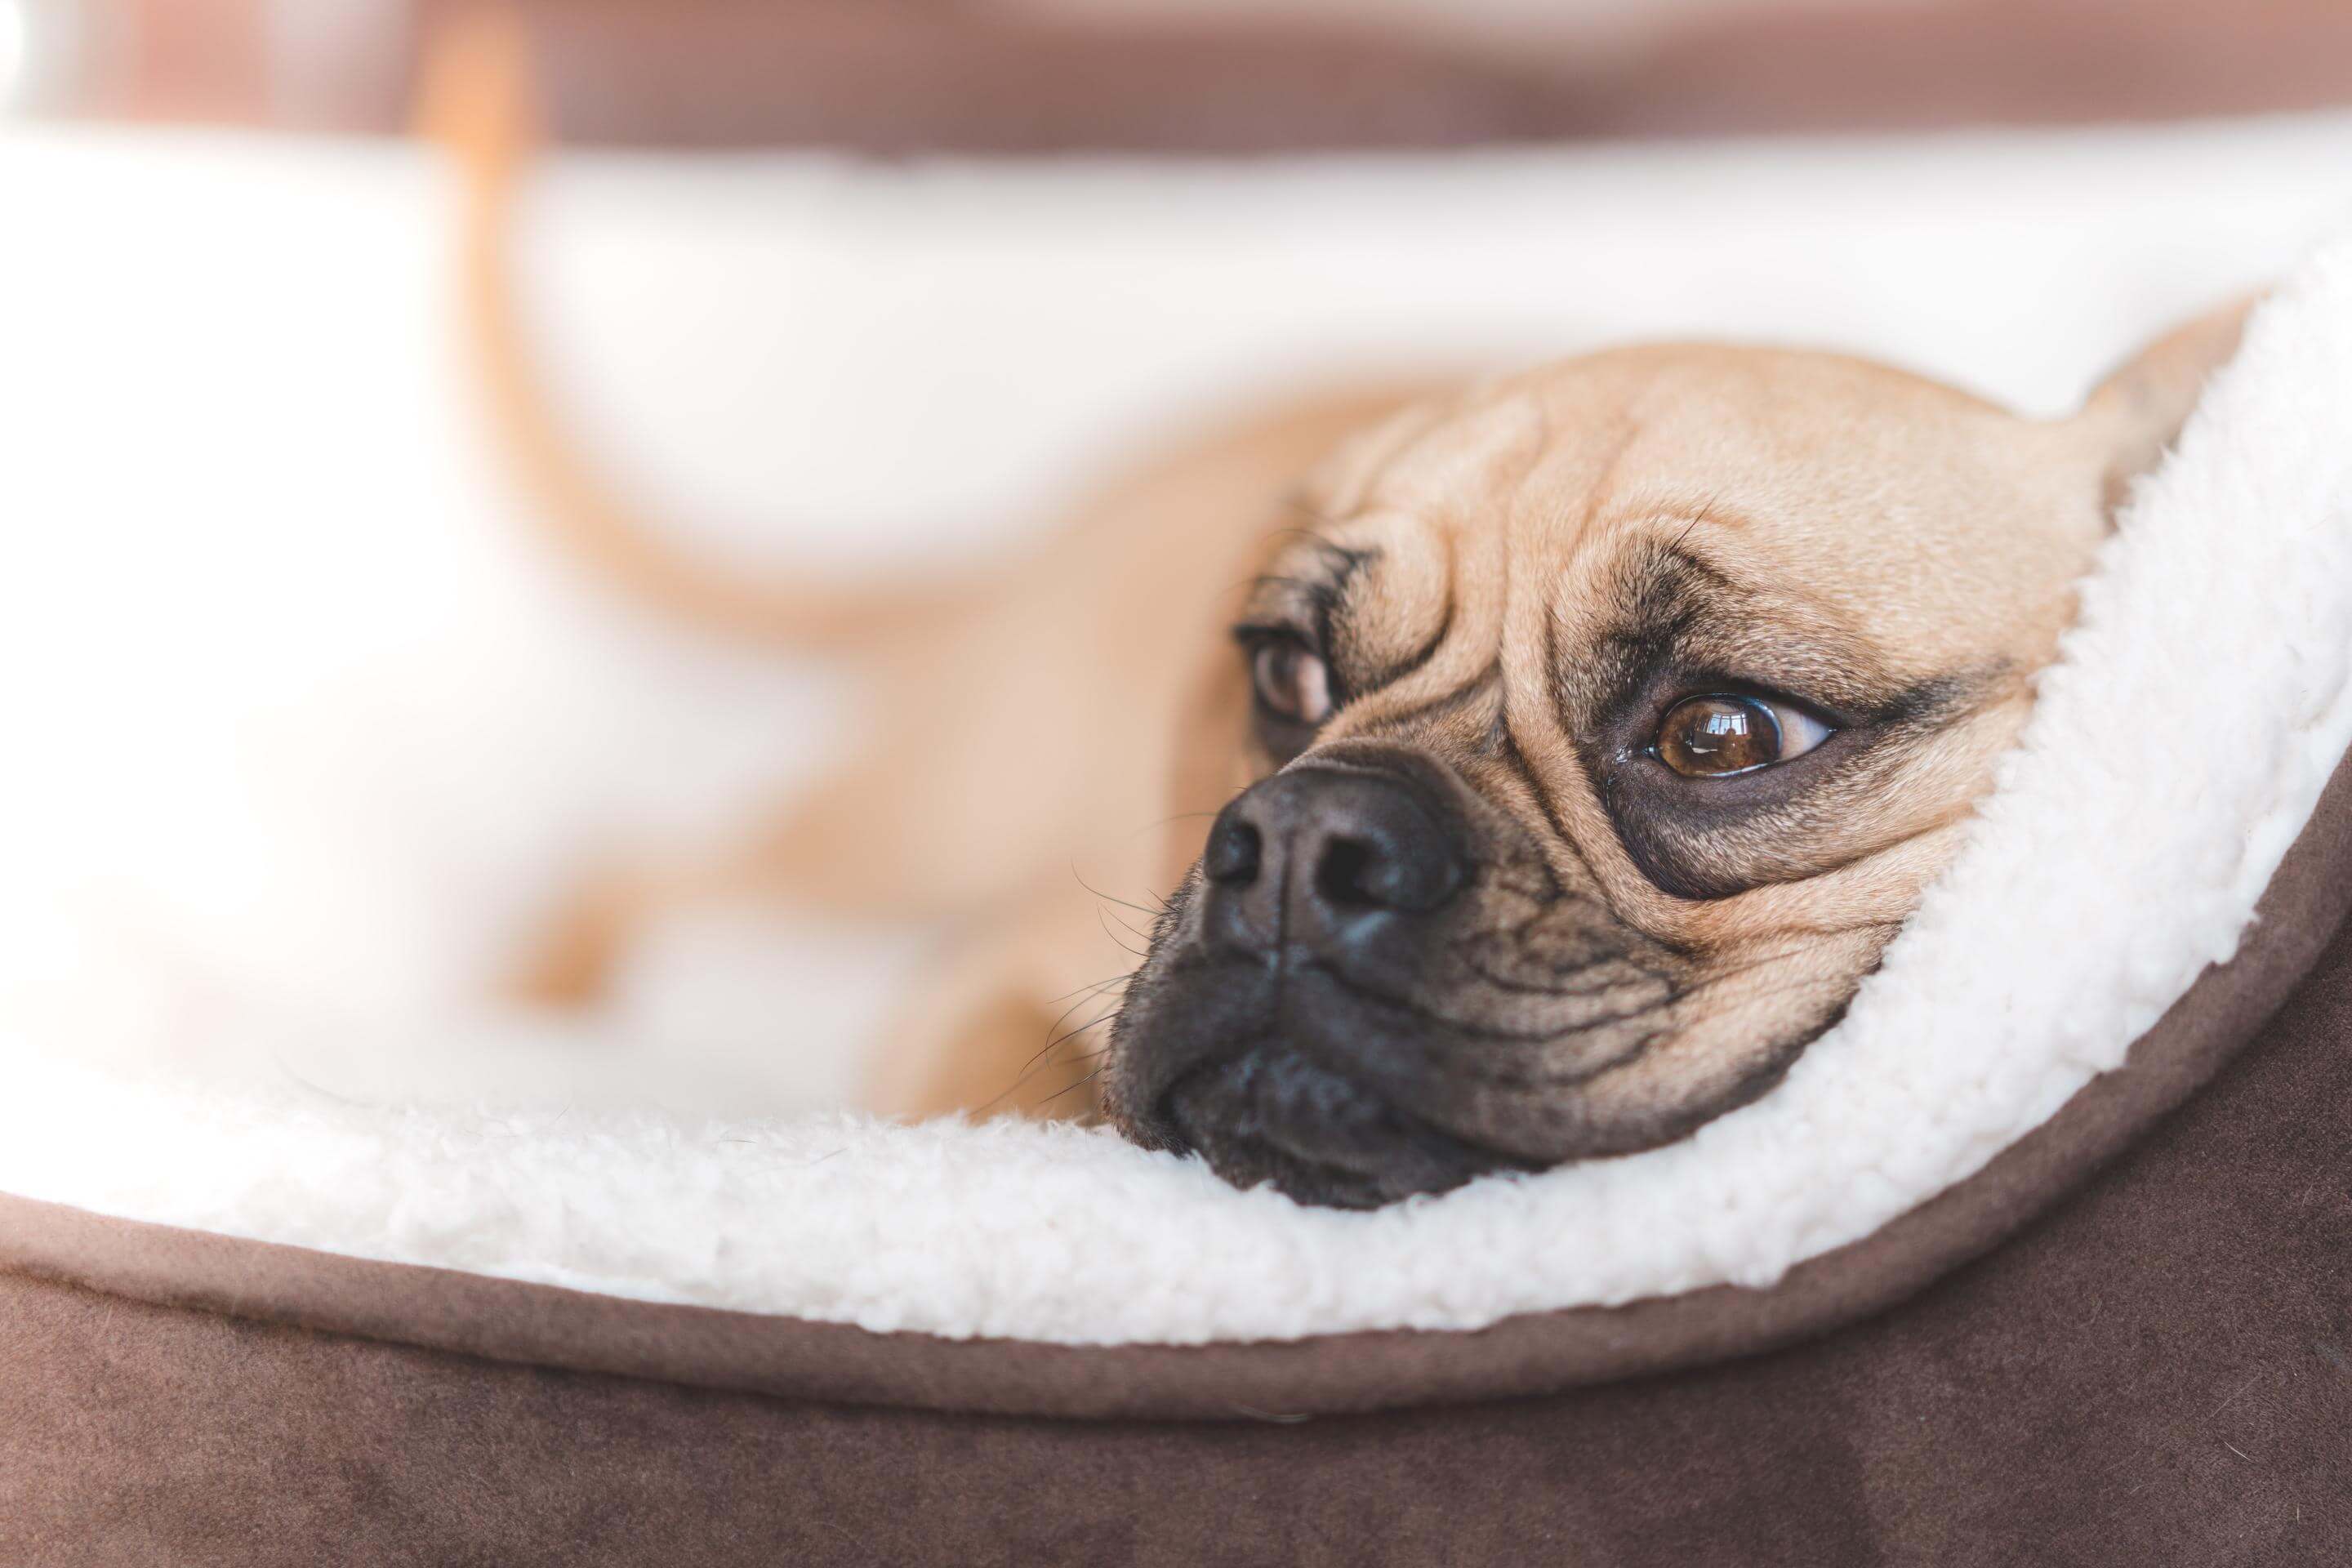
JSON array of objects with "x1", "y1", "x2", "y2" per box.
[{"x1": 6, "y1": 163, "x2": 2352, "y2": 1568}]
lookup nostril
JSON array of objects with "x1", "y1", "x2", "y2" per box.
[
  {"x1": 1313, "y1": 837, "x2": 1379, "y2": 908},
  {"x1": 1204, "y1": 816, "x2": 1262, "y2": 885},
  {"x1": 1311, "y1": 823, "x2": 1463, "y2": 915},
  {"x1": 1362, "y1": 837, "x2": 1462, "y2": 911}
]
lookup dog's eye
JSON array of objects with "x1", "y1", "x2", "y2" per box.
[
  {"x1": 1251, "y1": 640, "x2": 1334, "y2": 727},
  {"x1": 1654, "y1": 694, "x2": 1833, "y2": 778}
]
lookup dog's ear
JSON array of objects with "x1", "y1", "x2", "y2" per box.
[{"x1": 2072, "y1": 296, "x2": 2259, "y2": 519}]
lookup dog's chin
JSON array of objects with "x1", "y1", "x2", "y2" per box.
[
  {"x1": 1109, "y1": 951, "x2": 1555, "y2": 1209},
  {"x1": 1153, "y1": 1045, "x2": 1535, "y2": 1210}
]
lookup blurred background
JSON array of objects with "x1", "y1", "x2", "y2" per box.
[
  {"x1": 3, "y1": 0, "x2": 2350, "y2": 1113},
  {"x1": 10, "y1": 0, "x2": 2352, "y2": 145}
]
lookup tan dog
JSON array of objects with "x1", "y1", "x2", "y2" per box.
[{"x1": 426, "y1": 18, "x2": 2247, "y2": 1205}]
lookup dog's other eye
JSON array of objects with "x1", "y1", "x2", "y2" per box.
[
  {"x1": 1251, "y1": 640, "x2": 1334, "y2": 727},
  {"x1": 1654, "y1": 694, "x2": 1833, "y2": 778}
]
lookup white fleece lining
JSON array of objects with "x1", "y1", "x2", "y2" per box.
[{"x1": 4, "y1": 211, "x2": 2351, "y2": 1350}]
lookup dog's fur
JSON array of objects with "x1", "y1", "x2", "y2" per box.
[{"x1": 427, "y1": 16, "x2": 2247, "y2": 1205}]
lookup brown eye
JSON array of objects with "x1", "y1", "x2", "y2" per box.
[
  {"x1": 1655, "y1": 693, "x2": 1831, "y2": 777},
  {"x1": 1250, "y1": 640, "x2": 1334, "y2": 726}
]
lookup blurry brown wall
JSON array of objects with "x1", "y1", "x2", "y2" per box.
[{"x1": 46, "y1": 0, "x2": 2352, "y2": 149}]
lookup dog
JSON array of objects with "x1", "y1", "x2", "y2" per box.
[{"x1": 426, "y1": 16, "x2": 2247, "y2": 1207}]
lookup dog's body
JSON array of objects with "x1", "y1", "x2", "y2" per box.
[
  {"x1": 499, "y1": 384, "x2": 1429, "y2": 1118},
  {"x1": 430, "y1": 19, "x2": 2248, "y2": 1205}
]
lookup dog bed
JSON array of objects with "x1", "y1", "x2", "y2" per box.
[{"x1": 6, "y1": 124, "x2": 2352, "y2": 1561}]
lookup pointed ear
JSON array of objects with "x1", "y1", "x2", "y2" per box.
[{"x1": 2074, "y1": 295, "x2": 2260, "y2": 516}]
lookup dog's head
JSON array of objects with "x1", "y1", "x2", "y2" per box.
[{"x1": 1105, "y1": 308, "x2": 2247, "y2": 1208}]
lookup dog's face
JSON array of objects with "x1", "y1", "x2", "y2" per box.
[{"x1": 1106, "y1": 319, "x2": 2242, "y2": 1208}]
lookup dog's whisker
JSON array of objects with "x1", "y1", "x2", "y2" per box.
[
  {"x1": 1125, "y1": 809, "x2": 1219, "y2": 842},
  {"x1": 1041, "y1": 1010, "x2": 1119, "y2": 1056},
  {"x1": 1040, "y1": 973, "x2": 1132, "y2": 1009},
  {"x1": 1030, "y1": 987, "x2": 1129, "y2": 1067},
  {"x1": 1669, "y1": 496, "x2": 1722, "y2": 553},
  {"x1": 971, "y1": 1009, "x2": 1124, "y2": 1116},
  {"x1": 1071, "y1": 862, "x2": 1162, "y2": 920},
  {"x1": 1094, "y1": 906, "x2": 1149, "y2": 959},
  {"x1": 1036, "y1": 1065, "x2": 1107, "y2": 1110},
  {"x1": 1039, "y1": 987, "x2": 1124, "y2": 1051}
]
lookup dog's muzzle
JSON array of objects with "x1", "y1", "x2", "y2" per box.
[{"x1": 1116, "y1": 760, "x2": 1537, "y2": 1209}]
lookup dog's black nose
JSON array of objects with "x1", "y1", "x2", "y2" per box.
[{"x1": 1201, "y1": 767, "x2": 1467, "y2": 952}]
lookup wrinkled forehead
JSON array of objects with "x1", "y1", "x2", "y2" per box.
[{"x1": 1255, "y1": 346, "x2": 2092, "y2": 683}]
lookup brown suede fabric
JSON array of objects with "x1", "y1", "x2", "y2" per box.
[
  {"x1": 99, "y1": 0, "x2": 2352, "y2": 146},
  {"x1": 5, "y1": 762, "x2": 2350, "y2": 1558},
  {"x1": 412, "y1": 0, "x2": 2352, "y2": 153}
]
